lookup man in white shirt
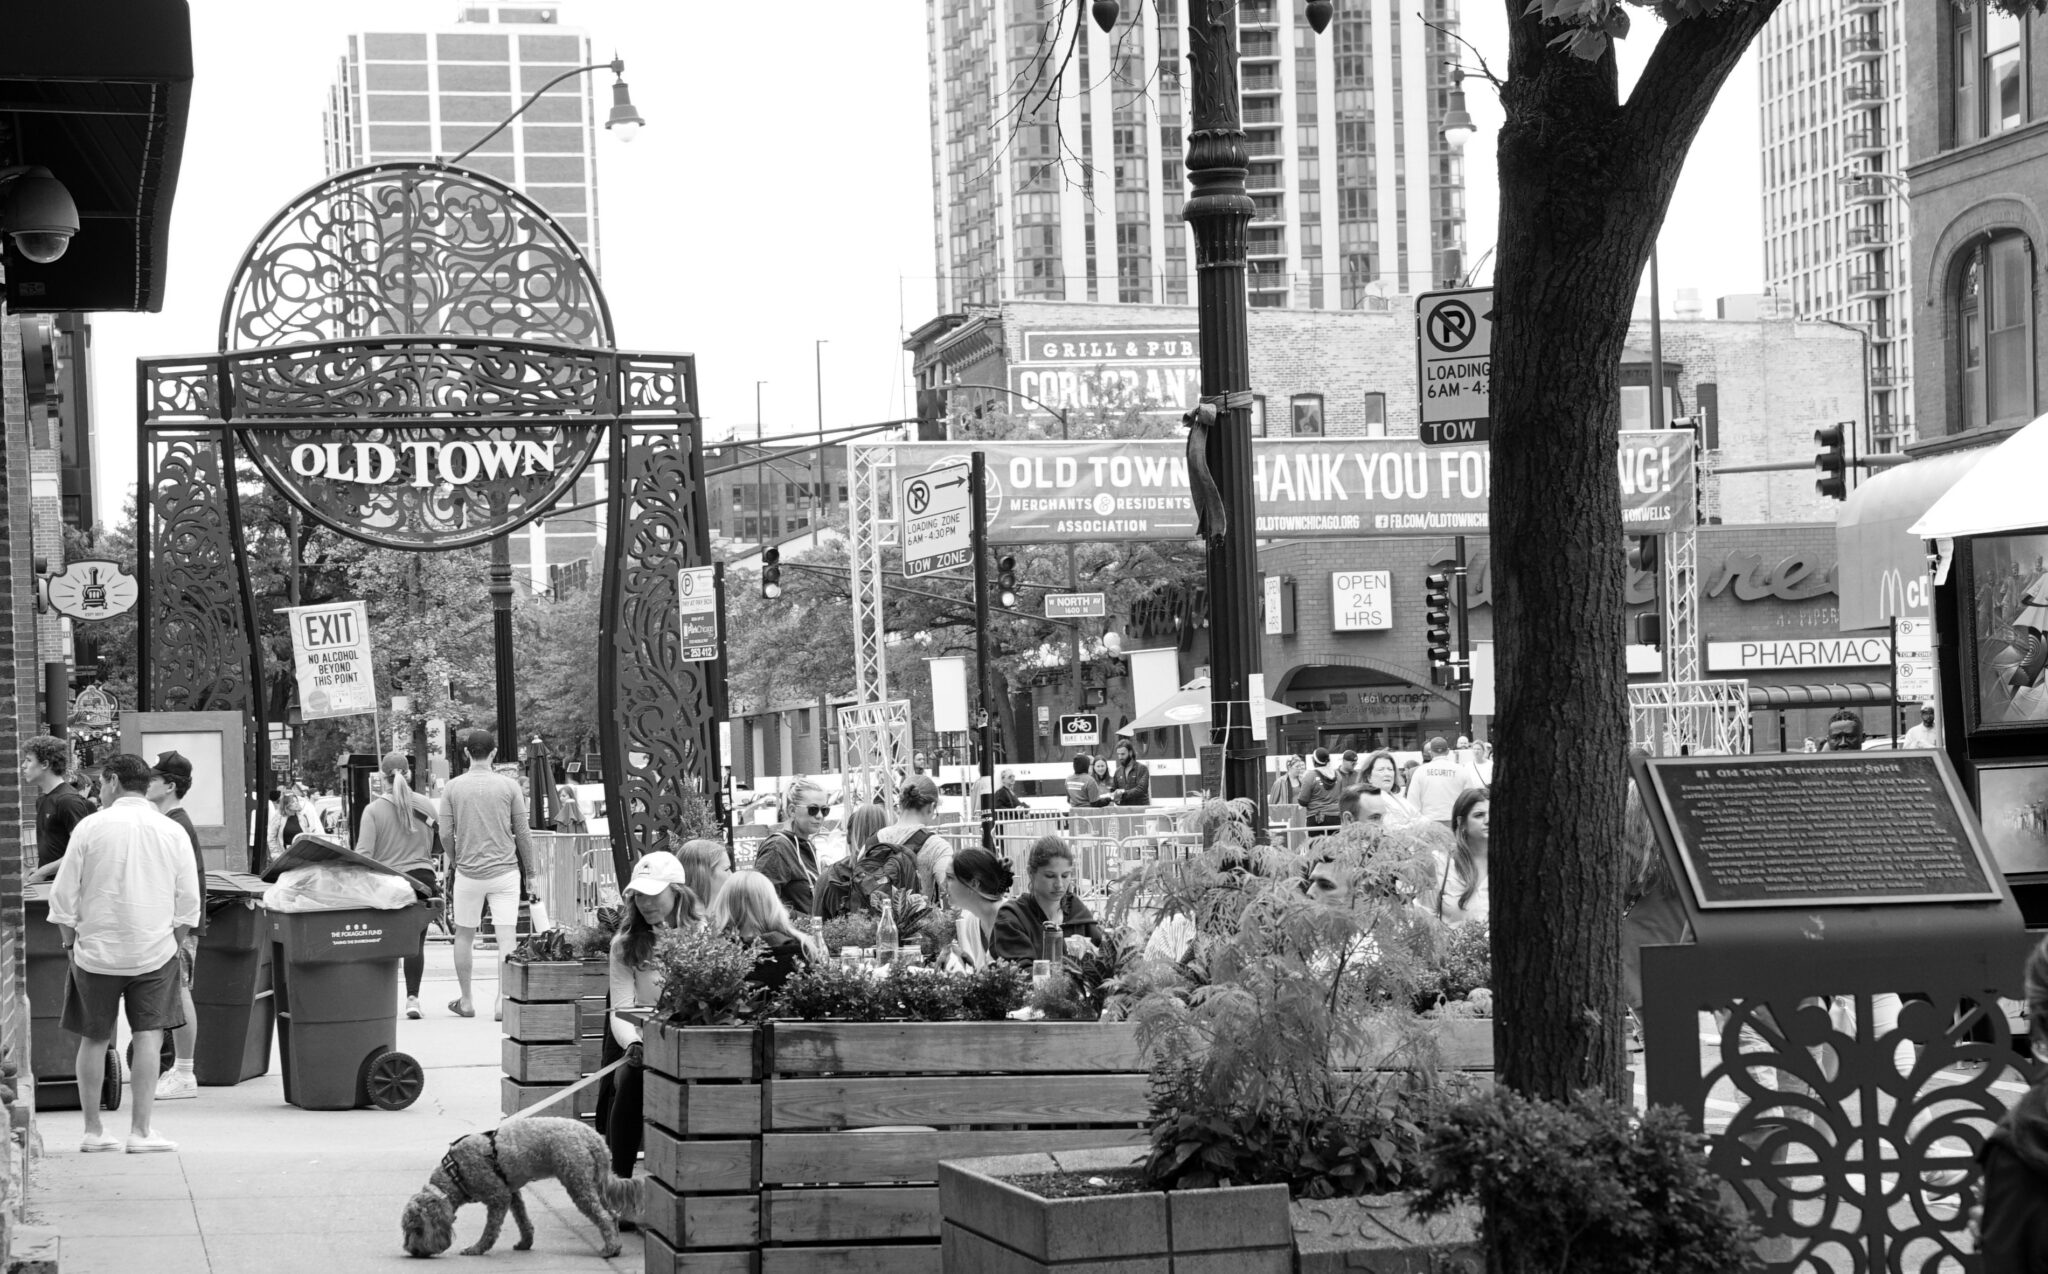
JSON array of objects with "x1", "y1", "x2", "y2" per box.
[
  {"x1": 1406, "y1": 736, "x2": 1482, "y2": 827},
  {"x1": 48, "y1": 754, "x2": 201, "y2": 1154},
  {"x1": 1902, "y1": 704, "x2": 1941, "y2": 749}
]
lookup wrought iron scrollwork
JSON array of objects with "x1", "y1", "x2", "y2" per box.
[
  {"x1": 141, "y1": 434, "x2": 257, "y2": 715},
  {"x1": 600, "y1": 412, "x2": 714, "y2": 879}
]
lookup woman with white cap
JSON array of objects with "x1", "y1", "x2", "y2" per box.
[
  {"x1": 601, "y1": 850, "x2": 698, "y2": 1180},
  {"x1": 355, "y1": 752, "x2": 439, "y2": 1020}
]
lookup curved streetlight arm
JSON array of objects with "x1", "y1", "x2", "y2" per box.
[
  {"x1": 444, "y1": 60, "x2": 622, "y2": 166},
  {"x1": 946, "y1": 380, "x2": 1071, "y2": 438}
]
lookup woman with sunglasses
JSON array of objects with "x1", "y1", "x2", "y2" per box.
[
  {"x1": 752, "y1": 780, "x2": 831, "y2": 916},
  {"x1": 944, "y1": 848, "x2": 1015, "y2": 970}
]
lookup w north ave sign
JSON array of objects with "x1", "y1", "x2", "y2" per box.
[{"x1": 885, "y1": 431, "x2": 1691, "y2": 542}]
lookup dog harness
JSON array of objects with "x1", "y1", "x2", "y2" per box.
[{"x1": 439, "y1": 1128, "x2": 512, "y2": 1201}]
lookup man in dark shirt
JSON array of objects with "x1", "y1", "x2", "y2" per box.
[
  {"x1": 147, "y1": 751, "x2": 207, "y2": 1101},
  {"x1": 24, "y1": 735, "x2": 95, "y2": 885}
]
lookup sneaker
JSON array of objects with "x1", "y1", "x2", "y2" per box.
[
  {"x1": 406, "y1": 997, "x2": 422, "y2": 1020},
  {"x1": 126, "y1": 1132, "x2": 178, "y2": 1154},
  {"x1": 154, "y1": 1070, "x2": 198, "y2": 1101},
  {"x1": 80, "y1": 1132, "x2": 121, "y2": 1153}
]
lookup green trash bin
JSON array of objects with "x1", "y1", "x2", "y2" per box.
[
  {"x1": 23, "y1": 889, "x2": 122, "y2": 1112},
  {"x1": 268, "y1": 905, "x2": 427, "y2": 1111},
  {"x1": 192, "y1": 873, "x2": 274, "y2": 1086}
]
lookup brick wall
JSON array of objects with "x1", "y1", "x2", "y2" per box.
[{"x1": 1, "y1": 310, "x2": 36, "y2": 1230}]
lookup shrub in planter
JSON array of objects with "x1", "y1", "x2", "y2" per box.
[
  {"x1": 649, "y1": 928, "x2": 762, "y2": 1026},
  {"x1": 772, "y1": 962, "x2": 891, "y2": 1022},
  {"x1": 884, "y1": 963, "x2": 966, "y2": 1021},
  {"x1": 958, "y1": 961, "x2": 1030, "y2": 1021},
  {"x1": 1421, "y1": 918, "x2": 1491, "y2": 1008},
  {"x1": 1409, "y1": 1087, "x2": 1756, "y2": 1274},
  {"x1": 817, "y1": 912, "x2": 878, "y2": 955}
]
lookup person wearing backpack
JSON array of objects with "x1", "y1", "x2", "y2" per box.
[
  {"x1": 875, "y1": 775, "x2": 952, "y2": 901},
  {"x1": 814, "y1": 778, "x2": 937, "y2": 920}
]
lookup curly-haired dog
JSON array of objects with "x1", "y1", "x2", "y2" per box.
[{"x1": 401, "y1": 1116, "x2": 637, "y2": 1257}]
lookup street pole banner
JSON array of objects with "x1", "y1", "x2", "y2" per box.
[
  {"x1": 886, "y1": 432, "x2": 1693, "y2": 541},
  {"x1": 678, "y1": 566, "x2": 718, "y2": 662},
  {"x1": 282, "y1": 600, "x2": 376, "y2": 721}
]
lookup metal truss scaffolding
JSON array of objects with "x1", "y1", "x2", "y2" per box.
[
  {"x1": 1629, "y1": 679, "x2": 1751, "y2": 756},
  {"x1": 849, "y1": 443, "x2": 893, "y2": 708},
  {"x1": 837, "y1": 700, "x2": 914, "y2": 811}
]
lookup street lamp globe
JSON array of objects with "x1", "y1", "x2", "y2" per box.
[
  {"x1": 1440, "y1": 70, "x2": 1476, "y2": 152},
  {"x1": 606, "y1": 75, "x2": 644, "y2": 141}
]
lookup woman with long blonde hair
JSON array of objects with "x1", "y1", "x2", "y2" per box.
[{"x1": 714, "y1": 872, "x2": 821, "y2": 990}]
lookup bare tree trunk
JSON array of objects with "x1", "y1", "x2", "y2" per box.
[{"x1": 1489, "y1": 0, "x2": 1780, "y2": 1114}]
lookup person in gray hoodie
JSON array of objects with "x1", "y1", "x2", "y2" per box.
[{"x1": 1980, "y1": 934, "x2": 2048, "y2": 1273}]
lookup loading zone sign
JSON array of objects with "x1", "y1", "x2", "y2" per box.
[
  {"x1": 1417, "y1": 287, "x2": 1493, "y2": 446},
  {"x1": 901, "y1": 461, "x2": 973, "y2": 578},
  {"x1": 678, "y1": 566, "x2": 719, "y2": 662}
]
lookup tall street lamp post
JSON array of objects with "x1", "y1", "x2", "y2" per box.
[
  {"x1": 1173, "y1": 0, "x2": 1331, "y2": 824},
  {"x1": 446, "y1": 59, "x2": 644, "y2": 753}
]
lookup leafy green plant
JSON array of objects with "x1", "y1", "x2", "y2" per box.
[
  {"x1": 1126, "y1": 820, "x2": 1456, "y2": 1199},
  {"x1": 651, "y1": 928, "x2": 762, "y2": 1027},
  {"x1": 1410, "y1": 1088, "x2": 1754, "y2": 1274},
  {"x1": 958, "y1": 961, "x2": 1030, "y2": 1021},
  {"x1": 819, "y1": 913, "x2": 878, "y2": 954},
  {"x1": 772, "y1": 962, "x2": 890, "y2": 1022},
  {"x1": 509, "y1": 927, "x2": 582, "y2": 963},
  {"x1": 918, "y1": 908, "x2": 958, "y2": 961},
  {"x1": 885, "y1": 964, "x2": 966, "y2": 1021},
  {"x1": 1418, "y1": 919, "x2": 1491, "y2": 1008}
]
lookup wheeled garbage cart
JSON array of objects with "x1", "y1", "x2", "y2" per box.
[
  {"x1": 192, "y1": 872, "x2": 274, "y2": 1086},
  {"x1": 268, "y1": 905, "x2": 427, "y2": 1110},
  {"x1": 24, "y1": 886, "x2": 120, "y2": 1112}
]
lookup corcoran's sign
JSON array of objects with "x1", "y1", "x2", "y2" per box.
[
  {"x1": 885, "y1": 432, "x2": 1691, "y2": 542},
  {"x1": 1705, "y1": 636, "x2": 1892, "y2": 672},
  {"x1": 1010, "y1": 328, "x2": 1200, "y2": 420},
  {"x1": 284, "y1": 439, "x2": 559, "y2": 487},
  {"x1": 283, "y1": 600, "x2": 377, "y2": 720}
]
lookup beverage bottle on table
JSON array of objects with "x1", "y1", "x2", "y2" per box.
[
  {"x1": 1041, "y1": 919, "x2": 1062, "y2": 964},
  {"x1": 876, "y1": 896, "x2": 899, "y2": 962}
]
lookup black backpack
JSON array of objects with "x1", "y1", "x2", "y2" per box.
[{"x1": 815, "y1": 828, "x2": 931, "y2": 921}]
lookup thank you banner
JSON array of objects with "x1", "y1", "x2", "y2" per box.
[
  {"x1": 283, "y1": 600, "x2": 377, "y2": 721},
  {"x1": 882, "y1": 432, "x2": 1692, "y2": 542}
]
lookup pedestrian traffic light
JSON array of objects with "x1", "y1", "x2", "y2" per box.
[
  {"x1": 1423, "y1": 571, "x2": 1454, "y2": 668},
  {"x1": 1634, "y1": 611, "x2": 1663, "y2": 649},
  {"x1": 1626, "y1": 535, "x2": 1659, "y2": 575},
  {"x1": 760, "y1": 547, "x2": 782, "y2": 600},
  {"x1": 1814, "y1": 424, "x2": 1848, "y2": 501},
  {"x1": 996, "y1": 555, "x2": 1017, "y2": 608}
]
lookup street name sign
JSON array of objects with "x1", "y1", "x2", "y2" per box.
[
  {"x1": 1058, "y1": 713, "x2": 1101, "y2": 748},
  {"x1": 1416, "y1": 287, "x2": 1493, "y2": 446},
  {"x1": 678, "y1": 566, "x2": 718, "y2": 662},
  {"x1": 900, "y1": 461, "x2": 974, "y2": 578},
  {"x1": 1045, "y1": 592, "x2": 1106, "y2": 620}
]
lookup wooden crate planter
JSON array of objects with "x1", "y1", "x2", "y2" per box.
[
  {"x1": 640, "y1": 1017, "x2": 1493, "y2": 1274},
  {"x1": 939, "y1": 1147, "x2": 1293, "y2": 1273},
  {"x1": 501, "y1": 958, "x2": 585, "y2": 1002},
  {"x1": 502, "y1": 958, "x2": 611, "y2": 1120}
]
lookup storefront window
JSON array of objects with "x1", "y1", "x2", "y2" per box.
[{"x1": 1958, "y1": 233, "x2": 2035, "y2": 431}]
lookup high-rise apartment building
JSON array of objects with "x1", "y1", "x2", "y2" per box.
[
  {"x1": 323, "y1": 2, "x2": 607, "y2": 594},
  {"x1": 927, "y1": 0, "x2": 1465, "y2": 313},
  {"x1": 1758, "y1": 0, "x2": 1911, "y2": 451},
  {"x1": 324, "y1": 2, "x2": 604, "y2": 271}
]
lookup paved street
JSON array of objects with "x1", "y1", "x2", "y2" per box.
[{"x1": 23, "y1": 942, "x2": 639, "y2": 1274}]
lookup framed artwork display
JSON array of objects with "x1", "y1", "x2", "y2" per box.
[
  {"x1": 1963, "y1": 532, "x2": 2048, "y2": 733},
  {"x1": 1977, "y1": 758, "x2": 2048, "y2": 877}
]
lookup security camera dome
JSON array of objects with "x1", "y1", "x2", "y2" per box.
[{"x1": 10, "y1": 229, "x2": 72, "y2": 264}]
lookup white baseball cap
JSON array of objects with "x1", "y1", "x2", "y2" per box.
[{"x1": 623, "y1": 850, "x2": 689, "y2": 896}]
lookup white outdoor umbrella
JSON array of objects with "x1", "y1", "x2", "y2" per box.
[
  {"x1": 1911, "y1": 414, "x2": 2048, "y2": 541},
  {"x1": 1118, "y1": 675, "x2": 1300, "y2": 736}
]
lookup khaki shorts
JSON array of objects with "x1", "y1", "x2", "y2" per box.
[{"x1": 61, "y1": 954, "x2": 185, "y2": 1043}]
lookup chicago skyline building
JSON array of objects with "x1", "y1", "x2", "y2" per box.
[
  {"x1": 1757, "y1": 0, "x2": 1912, "y2": 451},
  {"x1": 322, "y1": 1, "x2": 608, "y2": 595},
  {"x1": 926, "y1": 0, "x2": 1466, "y2": 314}
]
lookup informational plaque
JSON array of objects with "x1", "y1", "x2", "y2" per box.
[{"x1": 1638, "y1": 753, "x2": 2003, "y2": 909}]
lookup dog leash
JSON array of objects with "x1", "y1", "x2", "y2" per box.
[{"x1": 502, "y1": 1056, "x2": 630, "y2": 1123}]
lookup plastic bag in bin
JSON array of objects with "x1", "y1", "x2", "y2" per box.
[{"x1": 262, "y1": 863, "x2": 417, "y2": 912}]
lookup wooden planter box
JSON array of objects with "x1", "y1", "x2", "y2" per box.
[
  {"x1": 638, "y1": 1016, "x2": 1493, "y2": 1274},
  {"x1": 939, "y1": 1147, "x2": 1292, "y2": 1273},
  {"x1": 502, "y1": 958, "x2": 609, "y2": 1121}
]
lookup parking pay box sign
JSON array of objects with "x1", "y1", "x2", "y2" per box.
[
  {"x1": 1331, "y1": 570, "x2": 1392, "y2": 631},
  {"x1": 678, "y1": 566, "x2": 718, "y2": 661}
]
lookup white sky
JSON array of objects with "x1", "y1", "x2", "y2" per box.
[{"x1": 87, "y1": 0, "x2": 1761, "y2": 524}]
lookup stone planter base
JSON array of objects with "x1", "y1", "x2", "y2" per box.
[
  {"x1": 939, "y1": 1147, "x2": 1291, "y2": 1273},
  {"x1": 1291, "y1": 1196, "x2": 1481, "y2": 1273}
]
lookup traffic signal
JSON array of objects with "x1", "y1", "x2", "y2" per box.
[
  {"x1": 760, "y1": 546, "x2": 782, "y2": 600},
  {"x1": 1423, "y1": 571, "x2": 1454, "y2": 669},
  {"x1": 1814, "y1": 424, "x2": 1847, "y2": 501},
  {"x1": 1634, "y1": 611, "x2": 1663, "y2": 648},
  {"x1": 1626, "y1": 535, "x2": 1658, "y2": 576},
  {"x1": 996, "y1": 555, "x2": 1017, "y2": 608}
]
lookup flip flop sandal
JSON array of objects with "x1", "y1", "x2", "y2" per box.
[{"x1": 448, "y1": 1000, "x2": 476, "y2": 1018}]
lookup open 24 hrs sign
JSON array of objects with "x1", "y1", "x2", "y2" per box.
[{"x1": 1331, "y1": 571, "x2": 1392, "y2": 631}]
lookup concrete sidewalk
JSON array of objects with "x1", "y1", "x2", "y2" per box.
[{"x1": 23, "y1": 943, "x2": 640, "y2": 1274}]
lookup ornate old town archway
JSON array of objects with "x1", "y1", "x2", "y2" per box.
[{"x1": 137, "y1": 163, "x2": 714, "y2": 875}]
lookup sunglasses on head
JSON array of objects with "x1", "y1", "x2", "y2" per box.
[{"x1": 803, "y1": 803, "x2": 832, "y2": 818}]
